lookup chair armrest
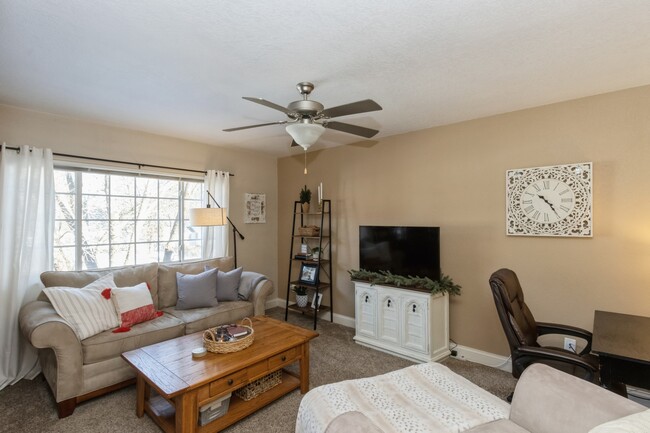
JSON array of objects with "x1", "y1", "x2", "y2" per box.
[
  {"x1": 249, "y1": 279, "x2": 274, "y2": 316},
  {"x1": 536, "y1": 321, "x2": 593, "y2": 354},
  {"x1": 515, "y1": 345, "x2": 599, "y2": 376},
  {"x1": 510, "y1": 364, "x2": 644, "y2": 433},
  {"x1": 19, "y1": 300, "x2": 84, "y2": 401}
]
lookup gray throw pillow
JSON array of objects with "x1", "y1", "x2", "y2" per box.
[
  {"x1": 176, "y1": 268, "x2": 219, "y2": 310},
  {"x1": 215, "y1": 267, "x2": 243, "y2": 301}
]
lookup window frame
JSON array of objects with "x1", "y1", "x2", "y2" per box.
[{"x1": 53, "y1": 163, "x2": 204, "y2": 271}]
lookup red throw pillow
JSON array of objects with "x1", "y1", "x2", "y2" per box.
[{"x1": 111, "y1": 282, "x2": 162, "y2": 332}]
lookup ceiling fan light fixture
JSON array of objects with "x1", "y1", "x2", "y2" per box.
[{"x1": 285, "y1": 122, "x2": 325, "y2": 150}]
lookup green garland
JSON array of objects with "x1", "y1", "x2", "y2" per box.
[{"x1": 348, "y1": 269, "x2": 461, "y2": 296}]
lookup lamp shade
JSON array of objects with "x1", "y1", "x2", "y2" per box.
[
  {"x1": 189, "y1": 207, "x2": 227, "y2": 226},
  {"x1": 286, "y1": 122, "x2": 325, "y2": 150}
]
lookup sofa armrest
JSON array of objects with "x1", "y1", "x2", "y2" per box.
[
  {"x1": 324, "y1": 411, "x2": 385, "y2": 433},
  {"x1": 249, "y1": 279, "x2": 273, "y2": 316},
  {"x1": 19, "y1": 300, "x2": 84, "y2": 401},
  {"x1": 510, "y1": 364, "x2": 644, "y2": 433}
]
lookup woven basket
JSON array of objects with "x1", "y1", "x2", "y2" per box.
[
  {"x1": 234, "y1": 370, "x2": 282, "y2": 401},
  {"x1": 203, "y1": 318, "x2": 254, "y2": 354},
  {"x1": 298, "y1": 225, "x2": 320, "y2": 236}
]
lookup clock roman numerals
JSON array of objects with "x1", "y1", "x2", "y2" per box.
[{"x1": 507, "y1": 163, "x2": 591, "y2": 237}]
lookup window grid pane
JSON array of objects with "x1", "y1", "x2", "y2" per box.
[{"x1": 53, "y1": 168, "x2": 202, "y2": 271}]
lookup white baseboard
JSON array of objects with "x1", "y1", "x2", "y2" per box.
[
  {"x1": 267, "y1": 298, "x2": 511, "y2": 372},
  {"x1": 266, "y1": 298, "x2": 355, "y2": 328},
  {"x1": 452, "y1": 344, "x2": 512, "y2": 373}
]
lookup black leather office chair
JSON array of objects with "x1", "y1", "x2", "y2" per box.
[{"x1": 489, "y1": 268, "x2": 599, "y2": 383}]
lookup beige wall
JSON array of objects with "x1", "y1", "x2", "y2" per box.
[
  {"x1": 278, "y1": 85, "x2": 650, "y2": 356},
  {"x1": 0, "y1": 104, "x2": 279, "y2": 294}
]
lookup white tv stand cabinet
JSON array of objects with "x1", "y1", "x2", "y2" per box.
[{"x1": 353, "y1": 282, "x2": 450, "y2": 363}]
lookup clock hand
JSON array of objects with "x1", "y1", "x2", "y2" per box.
[{"x1": 537, "y1": 194, "x2": 561, "y2": 218}]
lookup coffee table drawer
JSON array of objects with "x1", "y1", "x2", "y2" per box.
[
  {"x1": 269, "y1": 347, "x2": 298, "y2": 369},
  {"x1": 210, "y1": 370, "x2": 247, "y2": 397}
]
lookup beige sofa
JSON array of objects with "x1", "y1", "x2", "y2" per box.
[
  {"x1": 18, "y1": 257, "x2": 273, "y2": 418},
  {"x1": 305, "y1": 363, "x2": 647, "y2": 433}
]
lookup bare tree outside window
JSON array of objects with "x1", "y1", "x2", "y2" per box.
[{"x1": 53, "y1": 169, "x2": 203, "y2": 271}]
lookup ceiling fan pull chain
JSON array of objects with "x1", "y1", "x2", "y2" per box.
[{"x1": 304, "y1": 149, "x2": 308, "y2": 174}]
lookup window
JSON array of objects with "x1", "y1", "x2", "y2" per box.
[{"x1": 53, "y1": 168, "x2": 203, "y2": 271}]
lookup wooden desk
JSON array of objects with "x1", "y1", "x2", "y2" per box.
[
  {"x1": 122, "y1": 316, "x2": 318, "y2": 433},
  {"x1": 592, "y1": 310, "x2": 650, "y2": 392}
]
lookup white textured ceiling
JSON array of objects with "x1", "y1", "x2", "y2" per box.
[{"x1": 2, "y1": 1, "x2": 650, "y2": 156}]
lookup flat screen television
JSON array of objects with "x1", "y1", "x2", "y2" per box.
[{"x1": 359, "y1": 226, "x2": 441, "y2": 281}]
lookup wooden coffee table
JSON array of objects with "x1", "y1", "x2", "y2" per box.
[{"x1": 122, "y1": 316, "x2": 318, "y2": 433}]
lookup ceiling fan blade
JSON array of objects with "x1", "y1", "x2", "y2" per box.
[
  {"x1": 324, "y1": 121, "x2": 379, "y2": 138},
  {"x1": 320, "y1": 99, "x2": 382, "y2": 118},
  {"x1": 223, "y1": 120, "x2": 287, "y2": 132},
  {"x1": 290, "y1": 140, "x2": 299, "y2": 147},
  {"x1": 242, "y1": 97, "x2": 292, "y2": 114}
]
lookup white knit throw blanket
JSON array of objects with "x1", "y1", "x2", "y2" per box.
[{"x1": 296, "y1": 362, "x2": 510, "y2": 433}]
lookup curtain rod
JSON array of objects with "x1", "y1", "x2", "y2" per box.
[{"x1": 1, "y1": 145, "x2": 234, "y2": 176}]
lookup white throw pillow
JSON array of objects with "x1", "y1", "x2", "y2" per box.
[
  {"x1": 111, "y1": 282, "x2": 162, "y2": 332},
  {"x1": 589, "y1": 409, "x2": 650, "y2": 433},
  {"x1": 43, "y1": 274, "x2": 120, "y2": 340}
]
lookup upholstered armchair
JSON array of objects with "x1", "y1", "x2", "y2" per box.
[{"x1": 489, "y1": 268, "x2": 599, "y2": 382}]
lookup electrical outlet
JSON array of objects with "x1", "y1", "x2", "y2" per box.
[{"x1": 564, "y1": 337, "x2": 577, "y2": 352}]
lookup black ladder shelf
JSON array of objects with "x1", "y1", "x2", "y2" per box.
[{"x1": 284, "y1": 199, "x2": 333, "y2": 330}]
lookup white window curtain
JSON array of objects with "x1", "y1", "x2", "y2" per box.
[
  {"x1": 201, "y1": 170, "x2": 230, "y2": 259},
  {"x1": 0, "y1": 144, "x2": 54, "y2": 390}
]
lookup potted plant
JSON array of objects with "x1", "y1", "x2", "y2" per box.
[
  {"x1": 299, "y1": 185, "x2": 311, "y2": 213},
  {"x1": 311, "y1": 246, "x2": 322, "y2": 260},
  {"x1": 293, "y1": 285, "x2": 309, "y2": 307}
]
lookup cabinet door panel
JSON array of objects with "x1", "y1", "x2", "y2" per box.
[
  {"x1": 402, "y1": 298, "x2": 428, "y2": 353},
  {"x1": 356, "y1": 287, "x2": 377, "y2": 338},
  {"x1": 378, "y1": 294, "x2": 400, "y2": 344}
]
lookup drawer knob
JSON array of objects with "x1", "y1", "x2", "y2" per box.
[
  {"x1": 227, "y1": 379, "x2": 233, "y2": 385},
  {"x1": 281, "y1": 355, "x2": 287, "y2": 361}
]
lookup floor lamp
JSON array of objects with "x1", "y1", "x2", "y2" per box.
[{"x1": 189, "y1": 190, "x2": 245, "y2": 267}]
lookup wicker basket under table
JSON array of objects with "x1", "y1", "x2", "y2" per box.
[{"x1": 234, "y1": 370, "x2": 283, "y2": 401}]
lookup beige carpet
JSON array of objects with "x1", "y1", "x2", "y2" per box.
[{"x1": 0, "y1": 308, "x2": 516, "y2": 433}]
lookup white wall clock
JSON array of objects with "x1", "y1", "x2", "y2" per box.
[{"x1": 506, "y1": 162, "x2": 592, "y2": 237}]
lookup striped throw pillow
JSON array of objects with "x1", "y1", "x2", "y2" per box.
[{"x1": 44, "y1": 274, "x2": 120, "y2": 340}]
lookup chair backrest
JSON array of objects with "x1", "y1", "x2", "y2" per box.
[{"x1": 489, "y1": 269, "x2": 539, "y2": 351}]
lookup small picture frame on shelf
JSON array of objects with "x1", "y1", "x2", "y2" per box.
[
  {"x1": 311, "y1": 293, "x2": 323, "y2": 310},
  {"x1": 299, "y1": 262, "x2": 319, "y2": 285}
]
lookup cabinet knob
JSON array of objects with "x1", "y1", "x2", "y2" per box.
[
  {"x1": 412, "y1": 305, "x2": 417, "y2": 313},
  {"x1": 387, "y1": 299, "x2": 392, "y2": 307},
  {"x1": 227, "y1": 379, "x2": 233, "y2": 386},
  {"x1": 364, "y1": 295, "x2": 369, "y2": 303},
  {"x1": 281, "y1": 355, "x2": 287, "y2": 361}
]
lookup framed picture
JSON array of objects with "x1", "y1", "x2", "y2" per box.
[
  {"x1": 298, "y1": 262, "x2": 319, "y2": 285},
  {"x1": 311, "y1": 292, "x2": 323, "y2": 310},
  {"x1": 244, "y1": 193, "x2": 266, "y2": 223}
]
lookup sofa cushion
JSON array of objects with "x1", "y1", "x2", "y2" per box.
[
  {"x1": 466, "y1": 420, "x2": 530, "y2": 433},
  {"x1": 589, "y1": 409, "x2": 650, "y2": 433},
  {"x1": 176, "y1": 268, "x2": 220, "y2": 309},
  {"x1": 158, "y1": 257, "x2": 235, "y2": 308},
  {"x1": 43, "y1": 274, "x2": 120, "y2": 340},
  {"x1": 81, "y1": 312, "x2": 184, "y2": 364},
  {"x1": 163, "y1": 301, "x2": 253, "y2": 334},
  {"x1": 111, "y1": 282, "x2": 163, "y2": 331},
  {"x1": 40, "y1": 262, "x2": 160, "y2": 307}
]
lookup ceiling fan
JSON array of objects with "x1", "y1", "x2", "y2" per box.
[{"x1": 223, "y1": 82, "x2": 382, "y2": 150}]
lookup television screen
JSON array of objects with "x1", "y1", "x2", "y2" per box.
[{"x1": 359, "y1": 226, "x2": 440, "y2": 281}]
